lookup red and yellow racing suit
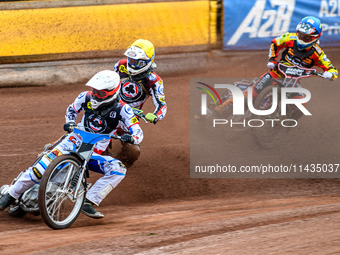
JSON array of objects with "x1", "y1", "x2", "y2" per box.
[
  {"x1": 256, "y1": 32, "x2": 338, "y2": 95},
  {"x1": 217, "y1": 32, "x2": 338, "y2": 111},
  {"x1": 268, "y1": 32, "x2": 338, "y2": 81}
]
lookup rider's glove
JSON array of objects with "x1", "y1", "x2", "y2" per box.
[
  {"x1": 322, "y1": 71, "x2": 333, "y2": 80},
  {"x1": 267, "y1": 62, "x2": 276, "y2": 70},
  {"x1": 121, "y1": 134, "x2": 135, "y2": 144},
  {"x1": 145, "y1": 113, "x2": 158, "y2": 124},
  {"x1": 63, "y1": 121, "x2": 76, "y2": 133}
]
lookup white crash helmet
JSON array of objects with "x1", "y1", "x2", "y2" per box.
[
  {"x1": 85, "y1": 70, "x2": 121, "y2": 110},
  {"x1": 124, "y1": 39, "x2": 155, "y2": 76}
]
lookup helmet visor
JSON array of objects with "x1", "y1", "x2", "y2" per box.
[
  {"x1": 297, "y1": 31, "x2": 317, "y2": 43},
  {"x1": 92, "y1": 88, "x2": 117, "y2": 99},
  {"x1": 127, "y1": 57, "x2": 149, "y2": 69}
]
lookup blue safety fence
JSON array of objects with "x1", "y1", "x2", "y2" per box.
[{"x1": 223, "y1": 0, "x2": 340, "y2": 50}]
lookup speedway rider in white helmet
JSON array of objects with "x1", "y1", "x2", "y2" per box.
[
  {"x1": 0, "y1": 70, "x2": 143, "y2": 219},
  {"x1": 112, "y1": 39, "x2": 167, "y2": 167}
]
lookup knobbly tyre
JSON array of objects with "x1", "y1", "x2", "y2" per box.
[{"x1": 0, "y1": 108, "x2": 146, "y2": 229}]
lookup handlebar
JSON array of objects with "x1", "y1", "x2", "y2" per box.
[
  {"x1": 66, "y1": 126, "x2": 135, "y2": 146},
  {"x1": 110, "y1": 134, "x2": 121, "y2": 140},
  {"x1": 67, "y1": 126, "x2": 122, "y2": 140},
  {"x1": 64, "y1": 107, "x2": 148, "y2": 141},
  {"x1": 132, "y1": 108, "x2": 148, "y2": 123},
  {"x1": 273, "y1": 62, "x2": 327, "y2": 80},
  {"x1": 312, "y1": 70, "x2": 324, "y2": 78}
]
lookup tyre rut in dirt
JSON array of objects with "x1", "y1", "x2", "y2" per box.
[{"x1": 38, "y1": 154, "x2": 85, "y2": 230}]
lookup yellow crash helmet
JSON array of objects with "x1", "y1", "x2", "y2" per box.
[{"x1": 124, "y1": 39, "x2": 155, "y2": 76}]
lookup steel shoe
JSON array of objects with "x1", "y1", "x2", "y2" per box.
[
  {"x1": 81, "y1": 199, "x2": 104, "y2": 219},
  {"x1": 0, "y1": 193, "x2": 16, "y2": 211}
]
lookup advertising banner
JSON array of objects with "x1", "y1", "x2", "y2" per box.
[{"x1": 223, "y1": 0, "x2": 340, "y2": 50}]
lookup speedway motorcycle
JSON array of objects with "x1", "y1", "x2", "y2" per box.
[
  {"x1": 0, "y1": 109, "x2": 146, "y2": 229},
  {"x1": 207, "y1": 62, "x2": 325, "y2": 148}
]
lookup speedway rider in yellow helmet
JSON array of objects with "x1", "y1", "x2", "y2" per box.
[
  {"x1": 111, "y1": 39, "x2": 167, "y2": 167},
  {"x1": 114, "y1": 39, "x2": 167, "y2": 124}
]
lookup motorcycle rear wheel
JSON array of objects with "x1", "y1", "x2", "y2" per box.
[{"x1": 38, "y1": 155, "x2": 86, "y2": 230}]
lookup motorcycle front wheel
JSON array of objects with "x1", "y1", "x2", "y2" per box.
[
  {"x1": 38, "y1": 155, "x2": 86, "y2": 230},
  {"x1": 250, "y1": 85, "x2": 289, "y2": 150}
]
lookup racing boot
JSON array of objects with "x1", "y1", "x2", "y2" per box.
[
  {"x1": 0, "y1": 193, "x2": 16, "y2": 211},
  {"x1": 81, "y1": 198, "x2": 104, "y2": 219}
]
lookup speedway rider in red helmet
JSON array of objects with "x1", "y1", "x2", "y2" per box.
[
  {"x1": 111, "y1": 39, "x2": 167, "y2": 166},
  {"x1": 217, "y1": 16, "x2": 338, "y2": 113},
  {"x1": 0, "y1": 70, "x2": 143, "y2": 219}
]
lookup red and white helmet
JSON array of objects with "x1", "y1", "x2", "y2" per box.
[{"x1": 86, "y1": 70, "x2": 121, "y2": 110}]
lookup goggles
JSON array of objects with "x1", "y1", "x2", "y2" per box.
[
  {"x1": 92, "y1": 88, "x2": 117, "y2": 99},
  {"x1": 297, "y1": 31, "x2": 318, "y2": 43},
  {"x1": 127, "y1": 57, "x2": 150, "y2": 69}
]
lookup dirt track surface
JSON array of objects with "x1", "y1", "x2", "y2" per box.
[{"x1": 1, "y1": 49, "x2": 340, "y2": 254}]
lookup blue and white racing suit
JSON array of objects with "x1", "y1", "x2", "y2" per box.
[{"x1": 9, "y1": 91, "x2": 143, "y2": 206}]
